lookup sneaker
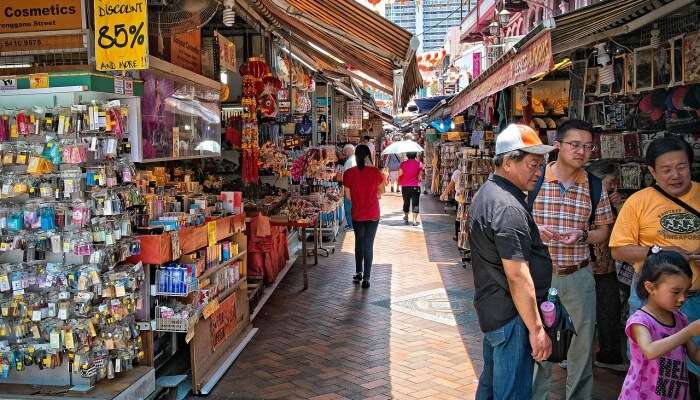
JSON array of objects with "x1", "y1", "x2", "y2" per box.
[
  {"x1": 403, "y1": 216, "x2": 409, "y2": 224},
  {"x1": 559, "y1": 360, "x2": 567, "y2": 369},
  {"x1": 594, "y1": 361, "x2": 629, "y2": 372},
  {"x1": 412, "y1": 221, "x2": 420, "y2": 226},
  {"x1": 361, "y1": 280, "x2": 370, "y2": 289},
  {"x1": 353, "y1": 273, "x2": 363, "y2": 283}
]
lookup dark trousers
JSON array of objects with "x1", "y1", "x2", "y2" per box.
[
  {"x1": 353, "y1": 220, "x2": 379, "y2": 281},
  {"x1": 594, "y1": 272, "x2": 624, "y2": 364},
  {"x1": 455, "y1": 220, "x2": 460, "y2": 238},
  {"x1": 401, "y1": 186, "x2": 420, "y2": 213}
]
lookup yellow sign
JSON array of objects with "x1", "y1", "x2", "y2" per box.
[
  {"x1": 93, "y1": 0, "x2": 149, "y2": 71},
  {"x1": 29, "y1": 73, "x2": 49, "y2": 89},
  {"x1": 0, "y1": 0, "x2": 83, "y2": 34},
  {"x1": 207, "y1": 221, "x2": 217, "y2": 247}
]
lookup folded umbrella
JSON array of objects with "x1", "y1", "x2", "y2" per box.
[{"x1": 381, "y1": 140, "x2": 424, "y2": 155}]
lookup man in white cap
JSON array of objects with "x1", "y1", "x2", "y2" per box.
[{"x1": 468, "y1": 124, "x2": 554, "y2": 400}]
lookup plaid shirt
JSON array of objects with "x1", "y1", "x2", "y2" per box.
[{"x1": 532, "y1": 164, "x2": 616, "y2": 267}]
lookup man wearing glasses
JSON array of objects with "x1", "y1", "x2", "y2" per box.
[{"x1": 531, "y1": 119, "x2": 616, "y2": 400}]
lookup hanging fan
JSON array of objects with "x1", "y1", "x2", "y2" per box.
[{"x1": 148, "y1": 0, "x2": 220, "y2": 52}]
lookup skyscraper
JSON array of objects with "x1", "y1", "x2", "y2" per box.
[{"x1": 384, "y1": 0, "x2": 464, "y2": 51}]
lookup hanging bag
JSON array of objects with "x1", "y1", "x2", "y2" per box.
[{"x1": 542, "y1": 299, "x2": 577, "y2": 363}]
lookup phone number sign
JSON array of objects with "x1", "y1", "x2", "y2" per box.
[{"x1": 93, "y1": 0, "x2": 149, "y2": 71}]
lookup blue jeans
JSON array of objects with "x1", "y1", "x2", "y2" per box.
[
  {"x1": 343, "y1": 197, "x2": 352, "y2": 229},
  {"x1": 682, "y1": 293, "x2": 700, "y2": 375},
  {"x1": 476, "y1": 315, "x2": 533, "y2": 400}
]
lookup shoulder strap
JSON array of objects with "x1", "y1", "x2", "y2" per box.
[
  {"x1": 527, "y1": 169, "x2": 545, "y2": 210},
  {"x1": 652, "y1": 184, "x2": 700, "y2": 218},
  {"x1": 587, "y1": 171, "x2": 603, "y2": 226}
]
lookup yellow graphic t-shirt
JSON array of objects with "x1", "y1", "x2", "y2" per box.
[{"x1": 610, "y1": 182, "x2": 700, "y2": 286}]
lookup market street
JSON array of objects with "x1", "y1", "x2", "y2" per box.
[{"x1": 206, "y1": 193, "x2": 624, "y2": 399}]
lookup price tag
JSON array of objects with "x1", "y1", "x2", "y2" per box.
[
  {"x1": 94, "y1": 0, "x2": 149, "y2": 71},
  {"x1": 114, "y1": 76, "x2": 124, "y2": 94}
]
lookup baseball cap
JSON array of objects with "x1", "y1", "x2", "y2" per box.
[{"x1": 495, "y1": 124, "x2": 556, "y2": 155}]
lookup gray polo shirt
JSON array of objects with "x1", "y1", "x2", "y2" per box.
[{"x1": 468, "y1": 174, "x2": 553, "y2": 332}]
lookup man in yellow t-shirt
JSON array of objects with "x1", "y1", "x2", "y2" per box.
[{"x1": 610, "y1": 136, "x2": 700, "y2": 392}]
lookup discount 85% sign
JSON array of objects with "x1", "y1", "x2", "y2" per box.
[{"x1": 94, "y1": 0, "x2": 149, "y2": 71}]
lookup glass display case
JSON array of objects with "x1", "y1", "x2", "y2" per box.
[{"x1": 140, "y1": 68, "x2": 221, "y2": 162}]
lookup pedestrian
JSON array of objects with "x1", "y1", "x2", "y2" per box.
[
  {"x1": 385, "y1": 152, "x2": 402, "y2": 193},
  {"x1": 340, "y1": 144, "x2": 357, "y2": 231},
  {"x1": 586, "y1": 160, "x2": 628, "y2": 372},
  {"x1": 468, "y1": 124, "x2": 554, "y2": 400},
  {"x1": 620, "y1": 249, "x2": 700, "y2": 400},
  {"x1": 398, "y1": 152, "x2": 423, "y2": 226},
  {"x1": 343, "y1": 144, "x2": 385, "y2": 289},
  {"x1": 531, "y1": 119, "x2": 616, "y2": 400},
  {"x1": 361, "y1": 135, "x2": 376, "y2": 165},
  {"x1": 610, "y1": 136, "x2": 700, "y2": 395},
  {"x1": 440, "y1": 167, "x2": 462, "y2": 240}
]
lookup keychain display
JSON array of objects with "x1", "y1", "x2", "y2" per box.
[{"x1": 0, "y1": 99, "x2": 145, "y2": 384}]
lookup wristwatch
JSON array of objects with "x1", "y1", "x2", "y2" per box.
[{"x1": 579, "y1": 229, "x2": 589, "y2": 243}]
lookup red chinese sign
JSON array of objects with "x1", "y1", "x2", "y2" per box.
[
  {"x1": 452, "y1": 31, "x2": 553, "y2": 116},
  {"x1": 210, "y1": 294, "x2": 236, "y2": 350}
]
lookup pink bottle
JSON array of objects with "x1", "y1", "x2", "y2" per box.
[{"x1": 540, "y1": 301, "x2": 556, "y2": 327}]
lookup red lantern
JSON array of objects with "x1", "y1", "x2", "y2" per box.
[
  {"x1": 246, "y1": 57, "x2": 270, "y2": 80},
  {"x1": 368, "y1": 0, "x2": 381, "y2": 4}
]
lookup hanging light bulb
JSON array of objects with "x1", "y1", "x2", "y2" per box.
[{"x1": 223, "y1": 0, "x2": 236, "y2": 27}]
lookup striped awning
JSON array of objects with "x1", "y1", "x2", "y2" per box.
[
  {"x1": 449, "y1": 0, "x2": 689, "y2": 115},
  {"x1": 244, "y1": 0, "x2": 422, "y2": 110}
]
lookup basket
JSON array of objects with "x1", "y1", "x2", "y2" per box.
[{"x1": 155, "y1": 307, "x2": 197, "y2": 332}]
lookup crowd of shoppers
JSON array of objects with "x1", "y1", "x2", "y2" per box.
[{"x1": 469, "y1": 121, "x2": 699, "y2": 399}]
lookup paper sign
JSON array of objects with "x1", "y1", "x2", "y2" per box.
[
  {"x1": 94, "y1": 0, "x2": 149, "y2": 71},
  {"x1": 114, "y1": 76, "x2": 124, "y2": 94},
  {"x1": 0, "y1": 76, "x2": 17, "y2": 91},
  {"x1": 207, "y1": 221, "x2": 217, "y2": 247},
  {"x1": 215, "y1": 31, "x2": 236, "y2": 72},
  {"x1": 210, "y1": 294, "x2": 236, "y2": 350},
  {"x1": 124, "y1": 78, "x2": 133, "y2": 95},
  {"x1": 29, "y1": 73, "x2": 49, "y2": 89},
  {"x1": 171, "y1": 29, "x2": 202, "y2": 74}
]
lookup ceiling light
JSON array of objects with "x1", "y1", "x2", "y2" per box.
[{"x1": 0, "y1": 63, "x2": 31, "y2": 69}]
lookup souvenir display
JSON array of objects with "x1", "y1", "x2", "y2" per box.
[{"x1": 0, "y1": 101, "x2": 146, "y2": 384}]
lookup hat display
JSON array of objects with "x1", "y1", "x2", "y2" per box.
[{"x1": 495, "y1": 124, "x2": 556, "y2": 155}]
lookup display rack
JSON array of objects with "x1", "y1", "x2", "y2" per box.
[
  {"x1": 455, "y1": 150, "x2": 494, "y2": 252},
  {"x1": 0, "y1": 84, "x2": 153, "y2": 395}
]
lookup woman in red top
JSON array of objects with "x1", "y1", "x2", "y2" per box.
[
  {"x1": 343, "y1": 145, "x2": 385, "y2": 289},
  {"x1": 398, "y1": 152, "x2": 423, "y2": 226}
]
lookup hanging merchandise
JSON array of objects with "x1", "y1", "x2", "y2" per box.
[
  {"x1": 295, "y1": 91, "x2": 311, "y2": 114},
  {"x1": 259, "y1": 75, "x2": 282, "y2": 118},
  {"x1": 239, "y1": 57, "x2": 271, "y2": 184}
]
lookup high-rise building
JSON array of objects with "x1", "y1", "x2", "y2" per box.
[
  {"x1": 421, "y1": 0, "x2": 463, "y2": 51},
  {"x1": 384, "y1": 0, "x2": 464, "y2": 51}
]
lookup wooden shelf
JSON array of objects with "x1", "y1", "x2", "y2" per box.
[{"x1": 198, "y1": 251, "x2": 247, "y2": 282}]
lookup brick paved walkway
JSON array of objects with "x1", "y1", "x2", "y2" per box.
[{"x1": 206, "y1": 194, "x2": 624, "y2": 399}]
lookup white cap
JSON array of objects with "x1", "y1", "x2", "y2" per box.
[{"x1": 495, "y1": 124, "x2": 556, "y2": 155}]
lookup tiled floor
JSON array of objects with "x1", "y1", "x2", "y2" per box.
[{"x1": 205, "y1": 193, "x2": 624, "y2": 399}]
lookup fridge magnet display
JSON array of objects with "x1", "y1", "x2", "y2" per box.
[
  {"x1": 635, "y1": 46, "x2": 654, "y2": 92},
  {"x1": 683, "y1": 31, "x2": 700, "y2": 83}
]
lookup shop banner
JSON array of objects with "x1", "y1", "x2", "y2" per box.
[
  {"x1": 210, "y1": 294, "x2": 237, "y2": 351},
  {"x1": 215, "y1": 31, "x2": 236, "y2": 72},
  {"x1": 0, "y1": 34, "x2": 84, "y2": 55},
  {"x1": 452, "y1": 31, "x2": 553, "y2": 116},
  {"x1": 0, "y1": 0, "x2": 83, "y2": 34},
  {"x1": 94, "y1": 0, "x2": 149, "y2": 71},
  {"x1": 171, "y1": 29, "x2": 201, "y2": 74},
  {"x1": 473, "y1": 52, "x2": 481, "y2": 79}
]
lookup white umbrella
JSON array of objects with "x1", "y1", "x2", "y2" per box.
[{"x1": 381, "y1": 140, "x2": 424, "y2": 155}]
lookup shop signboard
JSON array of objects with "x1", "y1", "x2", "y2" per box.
[
  {"x1": 210, "y1": 294, "x2": 236, "y2": 351},
  {"x1": 0, "y1": 0, "x2": 83, "y2": 34},
  {"x1": 215, "y1": 31, "x2": 236, "y2": 72},
  {"x1": 452, "y1": 31, "x2": 553, "y2": 116},
  {"x1": 0, "y1": 76, "x2": 17, "y2": 91},
  {"x1": 171, "y1": 29, "x2": 202, "y2": 74},
  {"x1": 0, "y1": 34, "x2": 84, "y2": 55},
  {"x1": 473, "y1": 52, "x2": 481, "y2": 79},
  {"x1": 93, "y1": 0, "x2": 149, "y2": 71}
]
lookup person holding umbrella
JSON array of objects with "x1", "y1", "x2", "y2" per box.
[{"x1": 382, "y1": 139, "x2": 425, "y2": 226}]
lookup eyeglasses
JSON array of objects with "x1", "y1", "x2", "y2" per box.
[
  {"x1": 561, "y1": 141, "x2": 597, "y2": 152},
  {"x1": 525, "y1": 159, "x2": 546, "y2": 171}
]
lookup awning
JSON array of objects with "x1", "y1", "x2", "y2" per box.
[
  {"x1": 243, "y1": 0, "x2": 422, "y2": 110},
  {"x1": 414, "y1": 95, "x2": 453, "y2": 114},
  {"x1": 449, "y1": 0, "x2": 689, "y2": 116}
]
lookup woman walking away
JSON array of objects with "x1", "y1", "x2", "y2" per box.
[
  {"x1": 620, "y1": 250, "x2": 700, "y2": 400},
  {"x1": 399, "y1": 152, "x2": 423, "y2": 226},
  {"x1": 343, "y1": 145, "x2": 385, "y2": 289}
]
